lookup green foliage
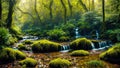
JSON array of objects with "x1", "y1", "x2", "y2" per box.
[
  {"x1": 23, "y1": 40, "x2": 33, "y2": 44},
  {"x1": 19, "y1": 58, "x2": 37, "y2": 67},
  {"x1": 86, "y1": 60, "x2": 105, "y2": 68},
  {"x1": 59, "y1": 36, "x2": 70, "y2": 42},
  {"x1": 0, "y1": 48, "x2": 26, "y2": 64},
  {"x1": 70, "y1": 38, "x2": 92, "y2": 50},
  {"x1": 70, "y1": 50, "x2": 89, "y2": 56},
  {"x1": 103, "y1": 29, "x2": 120, "y2": 43},
  {"x1": 47, "y1": 29, "x2": 67, "y2": 41},
  {"x1": 100, "y1": 43, "x2": 120, "y2": 64},
  {"x1": 18, "y1": 44, "x2": 28, "y2": 50},
  {"x1": 49, "y1": 58, "x2": 71, "y2": 68},
  {"x1": 0, "y1": 27, "x2": 11, "y2": 45},
  {"x1": 32, "y1": 40, "x2": 61, "y2": 53}
]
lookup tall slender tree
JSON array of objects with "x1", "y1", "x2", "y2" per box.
[
  {"x1": 0, "y1": 0, "x2": 2, "y2": 20},
  {"x1": 6, "y1": 0, "x2": 16, "y2": 28},
  {"x1": 60, "y1": 0, "x2": 67, "y2": 24},
  {"x1": 101, "y1": 0, "x2": 106, "y2": 33},
  {"x1": 78, "y1": 0, "x2": 88, "y2": 12}
]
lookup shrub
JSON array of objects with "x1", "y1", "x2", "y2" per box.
[
  {"x1": 49, "y1": 58, "x2": 71, "y2": 68},
  {"x1": 0, "y1": 48, "x2": 26, "y2": 64},
  {"x1": 86, "y1": 60, "x2": 105, "y2": 68},
  {"x1": 70, "y1": 38, "x2": 92, "y2": 50},
  {"x1": 47, "y1": 29, "x2": 66, "y2": 41},
  {"x1": 59, "y1": 36, "x2": 70, "y2": 42},
  {"x1": 0, "y1": 27, "x2": 11, "y2": 45},
  {"x1": 70, "y1": 50, "x2": 89, "y2": 56},
  {"x1": 19, "y1": 58, "x2": 37, "y2": 67},
  {"x1": 100, "y1": 43, "x2": 120, "y2": 64},
  {"x1": 15, "y1": 50, "x2": 26, "y2": 60},
  {"x1": 23, "y1": 40, "x2": 33, "y2": 44},
  {"x1": 32, "y1": 40, "x2": 61, "y2": 53}
]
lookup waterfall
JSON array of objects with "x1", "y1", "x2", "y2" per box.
[
  {"x1": 75, "y1": 27, "x2": 80, "y2": 38},
  {"x1": 96, "y1": 30, "x2": 99, "y2": 40},
  {"x1": 91, "y1": 42, "x2": 95, "y2": 49},
  {"x1": 60, "y1": 45, "x2": 70, "y2": 52}
]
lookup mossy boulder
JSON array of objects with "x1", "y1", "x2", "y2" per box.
[
  {"x1": 32, "y1": 40, "x2": 61, "y2": 53},
  {"x1": 19, "y1": 58, "x2": 37, "y2": 67},
  {"x1": 23, "y1": 40, "x2": 33, "y2": 44},
  {"x1": 18, "y1": 44, "x2": 28, "y2": 50},
  {"x1": 15, "y1": 50, "x2": 26, "y2": 60},
  {"x1": 49, "y1": 58, "x2": 71, "y2": 68},
  {"x1": 85, "y1": 60, "x2": 105, "y2": 68},
  {"x1": 70, "y1": 50, "x2": 90, "y2": 56},
  {"x1": 0, "y1": 48, "x2": 26, "y2": 64},
  {"x1": 70, "y1": 38, "x2": 92, "y2": 50},
  {"x1": 100, "y1": 43, "x2": 120, "y2": 64}
]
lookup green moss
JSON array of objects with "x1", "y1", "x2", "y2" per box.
[
  {"x1": 70, "y1": 38, "x2": 92, "y2": 50},
  {"x1": 15, "y1": 50, "x2": 26, "y2": 60},
  {"x1": 49, "y1": 58, "x2": 71, "y2": 68},
  {"x1": 0, "y1": 48, "x2": 16, "y2": 63},
  {"x1": 86, "y1": 60, "x2": 105, "y2": 68},
  {"x1": 23, "y1": 40, "x2": 33, "y2": 44},
  {"x1": 18, "y1": 44, "x2": 27, "y2": 50},
  {"x1": 70, "y1": 50, "x2": 89, "y2": 56},
  {"x1": 100, "y1": 43, "x2": 120, "y2": 64},
  {"x1": 19, "y1": 58, "x2": 37, "y2": 67},
  {"x1": 32, "y1": 40, "x2": 61, "y2": 53},
  {"x1": 0, "y1": 48, "x2": 26, "y2": 64}
]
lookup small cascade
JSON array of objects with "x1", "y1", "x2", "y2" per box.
[
  {"x1": 75, "y1": 27, "x2": 80, "y2": 38},
  {"x1": 96, "y1": 30, "x2": 99, "y2": 40},
  {"x1": 91, "y1": 42, "x2": 95, "y2": 49},
  {"x1": 60, "y1": 45, "x2": 70, "y2": 52},
  {"x1": 91, "y1": 40, "x2": 112, "y2": 50}
]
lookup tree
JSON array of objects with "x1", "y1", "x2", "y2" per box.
[
  {"x1": 67, "y1": 0, "x2": 72, "y2": 17},
  {"x1": 34, "y1": 0, "x2": 41, "y2": 23},
  {"x1": 78, "y1": 0, "x2": 88, "y2": 12},
  {"x1": 101, "y1": 0, "x2": 106, "y2": 33},
  {"x1": 60, "y1": 0, "x2": 67, "y2": 24},
  {"x1": 0, "y1": 0, "x2": 2, "y2": 20},
  {"x1": 6, "y1": 0, "x2": 16, "y2": 28}
]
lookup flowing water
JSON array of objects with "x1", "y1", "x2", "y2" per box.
[{"x1": 0, "y1": 36, "x2": 119, "y2": 68}]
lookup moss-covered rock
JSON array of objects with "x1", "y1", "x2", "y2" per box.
[
  {"x1": 32, "y1": 40, "x2": 61, "y2": 53},
  {"x1": 15, "y1": 50, "x2": 26, "y2": 60},
  {"x1": 18, "y1": 44, "x2": 28, "y2": 50},
  {"x1": 100, "y1": 43, "x2": 120, "y2": 64},
  {"x1": 0, "y1": 48, "x2": 26, "y2": 64},
  {"x1": 49, "y1": 58, "x2": 71, "y2": 68},
  {"x1": 70, "y1": 50, "x2": 89, "y2": 56},
  {"x1": 19, "y1": 58, "x2": 37, "y2": 67},
  {"x1": 70, "y1": 38, "x2": 92, "y2": 50},
  {"x1": 23, "y1": 40, "x2": 33, "y2": 44},
  {"x1": 0, "y1": 48, "x2": 16, "y2": 63},
  {"x1": 86, "y1": 60, "x2": 105, "y2": 68}
]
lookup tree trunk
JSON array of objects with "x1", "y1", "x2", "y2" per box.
[
  {"x1": 34, "y1": 0, "x2": 41, "y2": 23},
  {"x1": 67, "y1": 0, "x2": 72, "y2": 17},
  {"x1": 78, "y1": 0, "x2": 88, "y2": 12},
  {"x1": 92, "y1": 0, "x2": 95, "y2": 11},
  {"x1": 60, "y1": 0, "x2": 67, "y2": 24},
  {"x1": 101, "y1": 0, "x2": 106, "y2": 33},
  {"x1": 0, "y1": 0, "x2": 2, "y2": 20},
  {"x1": 6, "y1": 0, "x2": 15, "y2": 28},
  {"x1": 49, "y1": 0, "x2": 53, "y2": 20}
]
